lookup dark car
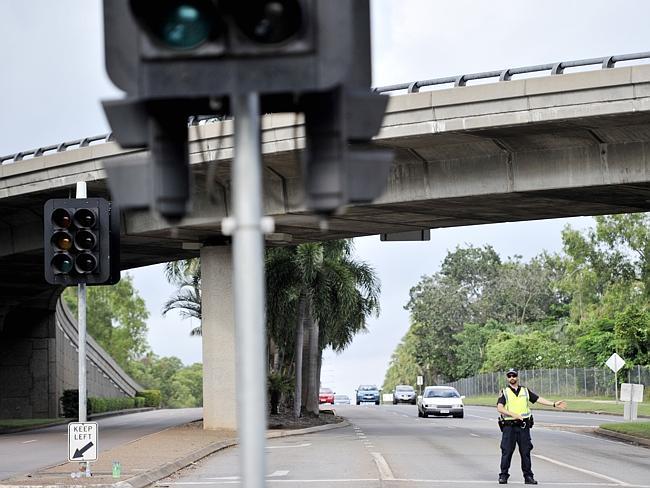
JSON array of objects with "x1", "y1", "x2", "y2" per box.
[
  {"x1": 319, "y1": 387, "x2": 335, "y2": 404},
  {"x1": 356, "y1": 385, "x2": 380, "y2": 405},
  {"x1": 392, "y1": 384, "x2": 417, "y2": 404}
]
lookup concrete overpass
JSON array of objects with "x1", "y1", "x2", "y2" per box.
[{"x1": 3, "y1": 57, "x2": 650, "y2": 422}]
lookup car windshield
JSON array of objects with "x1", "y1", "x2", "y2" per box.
[
  {"x1": 424, "y1": 389, "x2": 460, "y2": 398},
  {"x1": 320, "y1": 388, "x2": 333, "y2": 394},
  {"x1": 396, "y1": 386, "x2": 414, "y2": 391},
  {"x1": 359, "y1": 386, "x2": 377, "y2": 391}
]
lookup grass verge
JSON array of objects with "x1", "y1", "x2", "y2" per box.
[
  {"x1": 599, "y1": 421, "x2": 650, "y2": 440},
  {"x1": 464, "y1": 395, "x2": 650, "y2": 416},
  {"x1": 0, "y1": 418, "x2": 64, "y2": 430}
]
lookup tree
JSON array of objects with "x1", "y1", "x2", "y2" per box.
[
  {"x1": 266, "y1": 240, "x2": 380, "y2": 416},
  {"x1": 63, "y1": 274, "x2": 150, "y2": 370},
  {"x1": 162, "y1": 259, "x2": 202, "y2": 336}
]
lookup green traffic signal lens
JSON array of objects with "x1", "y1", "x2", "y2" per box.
[
  {"x1": 76, "y1": 253, "x2": 98, "y2": 274},
  {"x1": 52, "y1": 253, "x2": 74, "y2": 274},
  {"x1": 233, "y1": 0, "x2": 303, "y2": 44},
  {"x1": 52, "y1": 208, "x2": 71, "y2": 228},
  {"x1": 131, "y1": 0, "x2": 217, "y2": 50},
  {"x1": 52, "y1": 231, "x2": 73, "y2": 251},
  {"x1": 73, "y1": 208, "x2": 96, "y2": 228},
  {"x1": 75, "y1": 230, "x2": 97, "y2": 251}
]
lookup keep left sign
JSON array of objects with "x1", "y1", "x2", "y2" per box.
[{"x1": 68, "y1": 422, "x2": 98, "y2": 462}]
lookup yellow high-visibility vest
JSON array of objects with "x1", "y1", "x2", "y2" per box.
[{"x1": 503, "y1": 387, "x2": 531, "y2": 420}]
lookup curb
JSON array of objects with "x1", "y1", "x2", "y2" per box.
[
  {"x1": 0, "y1": 419, "x2": 350, "y2": 488},
  {"x1": 594, "y1": 427, "x2": 650, "y2": 447}
]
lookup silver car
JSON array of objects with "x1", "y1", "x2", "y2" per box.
[
  {"x1": 392, "y1": 385, "x2": 417, "y2": 404},
  {"x1": 417, "y1": 386, "x2": 465, "y2": 418}
]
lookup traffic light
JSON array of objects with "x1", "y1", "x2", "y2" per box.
[
  {"x1": 101, "y1": 0, "x2": 392, "y2": 219},
  {"x1": 44, "y1": 198, "x2": 120, "y2": 286}
]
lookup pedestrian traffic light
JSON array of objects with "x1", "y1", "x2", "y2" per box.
[
  {"x1": 101, "y1": 0, "x2": 392, "y2": 219},
  {"x1": 44, "y1": 198, "x2": 120, "y2": 286}
]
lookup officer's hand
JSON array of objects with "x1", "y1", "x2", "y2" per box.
[
  {"x1": 555, "y1": 400, "x2": 567, "y2": 410},
  {"x1": 512, "y1": 413, "x2": 524, "y2": 421}
]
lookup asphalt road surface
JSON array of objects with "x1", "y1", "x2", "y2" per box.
[
  {"x1": 159, "y1": 405, "x2": 650, "y2": 487},
  {"x1": 0, "y1": 408, "x2": 202, "y2": 480}
]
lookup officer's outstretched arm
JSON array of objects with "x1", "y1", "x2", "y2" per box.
[{"x1": 537, "y1": 397, "x2": 567, "y2": 409}]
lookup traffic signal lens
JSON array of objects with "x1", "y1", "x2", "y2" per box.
[
  {"x1": 75, "y1": 230, "x2": 97, "y2": 251},
  {"x1": 131, "y1": 0, "x2": 217, "y2": 50},
  {"x1": 52, "y1": 208, "x2": 71, "y2": 228},
  {"x1": 52, "y1": 231, "x2": 73, "y2": 251},
  {"x1": 76, "y1": 253, "x2": 98, "y2": 273},
  {"x1": 74, "y1": 208, "x2": 96, "y2": 228},
  {"x1": 51, "y1": 254, "x2": 74, "y2": 274},
  {"x1": 233, "y1": 0, "x2": 303, "y2": 44}
]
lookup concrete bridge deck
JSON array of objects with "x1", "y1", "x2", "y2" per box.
[{"x1": 2, "y1": 63, "x2": 650, "y2": 308}]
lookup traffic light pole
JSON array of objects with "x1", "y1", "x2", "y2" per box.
[
  {"x1": 76, "y1": 182, "x2": 88, "y2": 424},
  {"x1": 232, "y1": 93, "x2": 267, "y2": 488}
]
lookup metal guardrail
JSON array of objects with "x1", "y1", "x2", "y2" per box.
[
  {"x1": 374, "y1": 51, "x2": 650, "y2": 93},
  {"x1": 2, "y1": 51, "x2": 650, "y2": 166}
]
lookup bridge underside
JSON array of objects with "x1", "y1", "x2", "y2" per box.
[{"x1": 3, "y1": 111, "x2": 650, "y2": 309}]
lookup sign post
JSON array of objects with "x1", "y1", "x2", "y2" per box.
[
  {"x1": 605, "y1": 353, "x2": 625, "y2": 403},
  {"x1": 417, "y1": 375, "x2": 424, "y2": 396},
  {"x1": 68, "y1": 422, "x2": 98, "y2": 464}
]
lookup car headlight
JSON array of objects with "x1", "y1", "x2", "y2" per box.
[{"x1": 453, "y1": 404, "x2": 462, "y2": 408}]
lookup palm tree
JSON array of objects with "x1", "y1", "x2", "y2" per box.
[
  {"x1": 266, "y1": 240, "x2": 380, "y2": 416},
  {"x1": 162, "y1": 259, "x2": 202, "y2": 336}
]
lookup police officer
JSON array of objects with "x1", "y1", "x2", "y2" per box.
[{"x1": 496, "y1": 368, "x2": 566, "y2": 484}]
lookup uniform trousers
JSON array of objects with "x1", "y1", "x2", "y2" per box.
[{"x1": 499, "y1": 424, "x2": 534, "y2": 479}]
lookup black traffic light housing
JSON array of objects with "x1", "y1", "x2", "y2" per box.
[
  {"x1": 44, "y1": 198, "x2": 120, "y2": 286},
  {"x1": 102, "y1": 0, "x2": 393, "y2": 219}
]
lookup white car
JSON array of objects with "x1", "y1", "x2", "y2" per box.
[{"x1": 417, "y1": 386, "x2": 465, "y2": 418}]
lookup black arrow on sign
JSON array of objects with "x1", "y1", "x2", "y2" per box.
[{"x1": 72, "y1": 441, "x2": 94, "y2": 459}]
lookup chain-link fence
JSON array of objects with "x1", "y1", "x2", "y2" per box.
[{"x1": 445, "y1": 365, "x2": 650, "y2": 399}]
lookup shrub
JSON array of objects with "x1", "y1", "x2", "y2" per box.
[
  {"x1": 135, "y1": 396, "x2": 146, "y2": 408},
  {"x1": 138, "y1": 389, "x2": 162, "y2": 408},
  {"x1": 60, "y1": 390, "x2": 142, "y2": 417}
]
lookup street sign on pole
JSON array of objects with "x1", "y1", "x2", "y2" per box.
[
  {"x1": 68, "y1": 422, "x2": 98, "y2": 462},
  {"x1": 605, "y1": 353, "x2": 625, "y2": 373},
  {"x1": 605, "y1": 353, "x2": 625, "y2": 404},
  {"x1": 416, "y1": 376, "x2": 423, "y2": 386}
]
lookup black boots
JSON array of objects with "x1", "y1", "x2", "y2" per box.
[
  {"x1": 498, "y1": 476, "x2": 508, "y2": 484},
  {"x1": 524, "y1": 477, "x2": 538, "y2": 485}
]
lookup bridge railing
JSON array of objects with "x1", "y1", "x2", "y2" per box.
[{"x1": 3, "y1": 51, "x2": 650, "y2": 165}]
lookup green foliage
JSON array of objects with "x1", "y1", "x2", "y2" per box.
[
  {"x1": 60, "y1": 390, "x2": 142, "y2": 417},
  {"x1": 162, "y1": 258, "x2": 202, "y2": 336},
  {"x1": 137, "y1": 389, "x2": 162, "y2": 408},
  {"x1": 88, "y1": 397, "x2": 136, "y2": 414},
  {"x1": 167, "y1": 363, "x2": 203, "y2": 408},
  {"x1": 482, "y1": 331, "x2": 577, "y2": 371},
  {"x1": 129, "y1": 354, "x2": 201, "y2": 408},
  {"x1": 383, "y1": 329, "x2": 422, "y2": 392},
  {"x1": 385, "y1": 215, "x2": 650, "y2": 386},
  {"x1": 63, "y1": 274, "x2": 150, "y2": 370}
]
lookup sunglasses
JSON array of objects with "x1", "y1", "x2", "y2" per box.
[{"x1": 506, "y1": 374, "x2": 518, "y2": 378}]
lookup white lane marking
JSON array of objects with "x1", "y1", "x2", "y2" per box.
[
  {"x1": 21, "y1": 440, "x2": 37, "y2": 444},
  {"x1": 470, "y1": 433, "x2": 480, "y2": 437},
  {"x1": 269, "y1": 471, "x2": 289, "y2": 477},
  {"x1": 267, "y1": 443, "x2": 311, "y2": 449},
  {"x1": 370, "y1": 452, "x2": 395, "y2": 481},
  {"x1": 533, "y1": 454, "x2": 631, "y2": 486},
  {"x1": 205, "y1": 476, "x2": 239, "y2": 480}
]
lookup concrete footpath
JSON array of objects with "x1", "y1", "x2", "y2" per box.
[{"x1": 0, "y1": 419, "x2": 349, "y2": 488}]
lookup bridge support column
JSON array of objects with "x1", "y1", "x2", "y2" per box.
[{"x1": 201, "y1": 245, "x2": 237, "y2": 430}]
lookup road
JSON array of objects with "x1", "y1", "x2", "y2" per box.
[
  {"x1": 0, "y1": 408, "x2": 202, "y2": 480},
  {"x1": 159, "y1": 405, "x2": 650, "y2": 487}
]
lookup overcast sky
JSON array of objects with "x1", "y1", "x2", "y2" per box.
[{"x1": 2, "y1": 1, "x2": 650, "y2": 399}]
